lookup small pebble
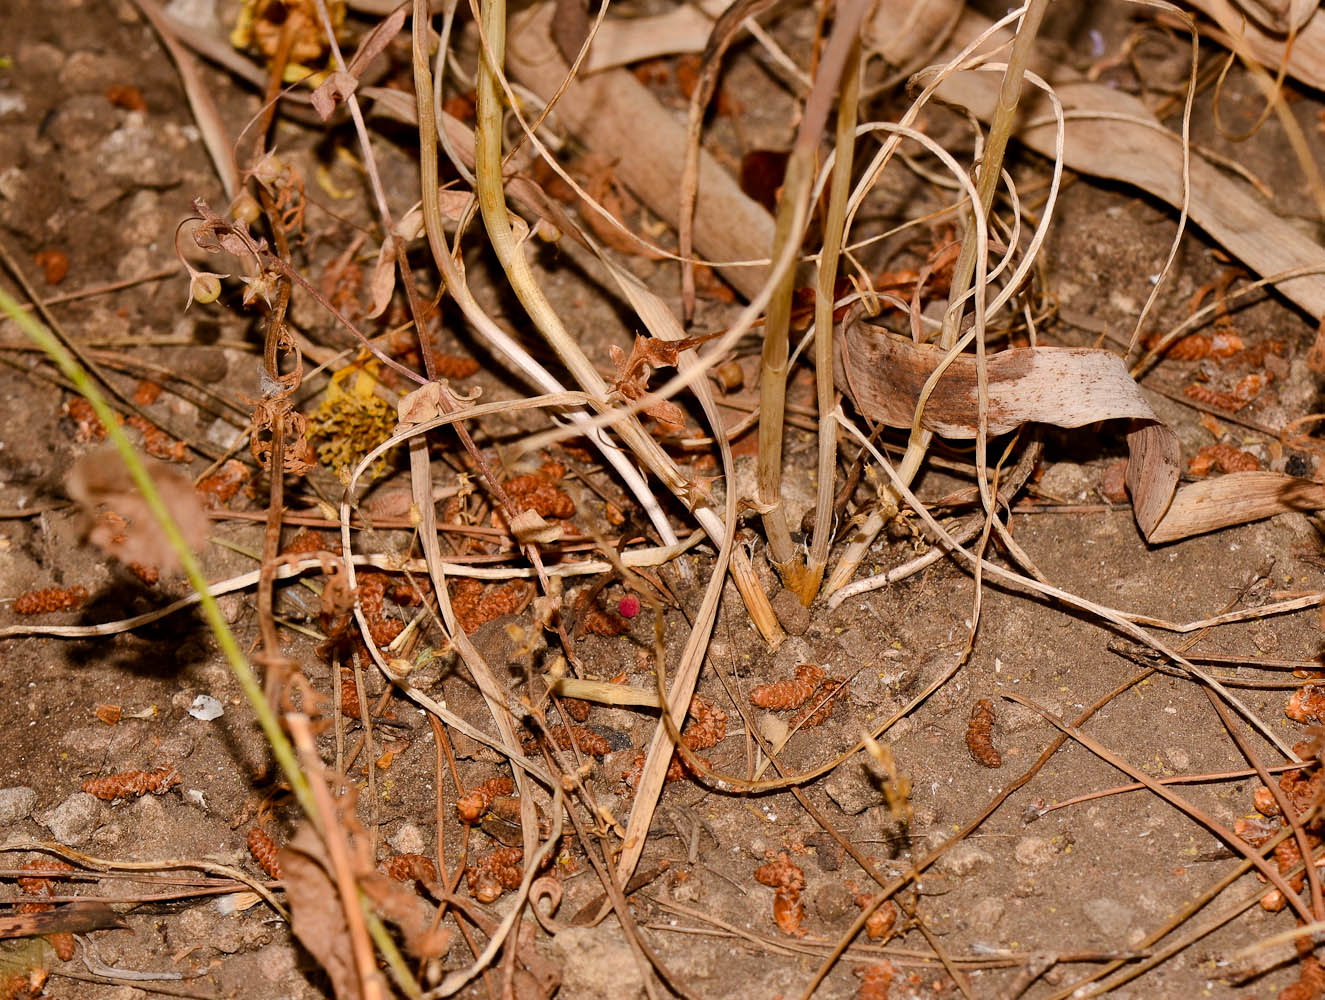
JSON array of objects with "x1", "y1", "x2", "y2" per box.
[{"x1": 0, "y1": 786, "x2": 37, "y2": 824}]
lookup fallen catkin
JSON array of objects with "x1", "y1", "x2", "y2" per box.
[
  {"x1": 966, "y1": 698, "x2": 1002, "y2": 768},
  {"x1": 456, "y1": 776, "x2": 515, "y2": 824},
  {"x1": 466, "y1": 847, "x2": 523, "y2": 902},
  {"x1": 82, "y1": 765, "x2": 181, "y2": 801},
  {"x1": 247, "y1": 828, "x2": 282, "y2": 880},
  {"x1": 13, "y1": 585, "x2": 89, "y2": 615},
  {"x1": 750, "y1": 664, "x2": 825, "y2": 710}
]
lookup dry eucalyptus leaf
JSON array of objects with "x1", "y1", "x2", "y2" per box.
[
  {"x1": 66, "y1": 447, "x2": 209, "y2": 573},
  {"x1": 838, "y1": 311, "x2": 1325, "y2": 544}
]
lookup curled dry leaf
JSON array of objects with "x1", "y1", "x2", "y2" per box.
[
  {"x1": 66, "y1": 448, "x2": 209, "y2": 574},
  {"x1": 838, "y1": 310, "x2": 1325, "y2": 544},
  {"x1": 966, "y1": 698, "x2": 1002, "y2": 768}
]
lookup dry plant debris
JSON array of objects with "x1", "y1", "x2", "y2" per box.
[
  {"x1": 854, "y1": 960, "x2": 895, "y2": 1000},
  {"x1": 1188, "y1": 443, "x2": 1260, "y2": 476},
  {"x1": 450, "y1": 577, "x2": 534, "y2": 633},
  {"x1": 380, "y1": 853, "x2": 438, "y2": 889},
  {"x1": 81, "y1": 765, "x2": 181, "y2": 801}
]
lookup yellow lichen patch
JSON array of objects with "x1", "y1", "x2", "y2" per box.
[{"x1": 309, "y1": 359, "x2": 397, "y2": 481}]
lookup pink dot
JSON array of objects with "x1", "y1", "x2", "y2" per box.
[{"x1": 618, "y1": 595, "x2": 640, "y2": 618}]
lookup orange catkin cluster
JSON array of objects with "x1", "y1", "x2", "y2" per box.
[
  {"x1": 966, "y1": 698, "x2": 1002, "y2": 768},
  {"x1": 466, "y1": 847, "x2": 524, "y2": 902},
  {"x1": 1187, "y1": 443, "x2": 1259, "y2": 477},
  {"x1": 82, "y1": 765, "x2": 181, "y2": 801},
  {"x1": 14, "y1": 586, "x2": 89, "y2": 615},
  {"x1": 247, "y1": 828, "x2": 282, "y2": 880},
  {"x1": 381, "y1": 853, "x2": 438, "y2": 888},
  {"x1": 16, "y1": 859, "x2": 76, "y2": 962},
  {"x1": 456, "y1": 776, "x2": 515, "y2": 825},
  {"x1": 450, "y1": 577, "x2": 533, "y2": 633},
  {"x1": 750, "y1": 664, "x2": 824, "y2": 710},
  {"x1": 753, "y1": 852, "x2": 807, "y2": 937}
]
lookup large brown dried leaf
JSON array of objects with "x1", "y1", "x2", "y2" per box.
[
  {"x1": 838, "y1": 313, "x2": 1325, "y2": 544},
  {"x1": 277, "y1": 825, "x2": 365, "y2": 1000},
  {"x1": 65, "y1": 447, "x2": 209, "y2": 573}
]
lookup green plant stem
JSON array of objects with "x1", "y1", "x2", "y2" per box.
[
  {"x1": 0, "y1": 287, "x2": 423, "y2": 1000},
  {"x1": 802, "y1": 36, "x2": 861, "y2": 605},
  {"x1": 821, "y1": 0, "x2": 1049, "y2": 599},
  {"x1": 0, "y1": 286, "x2": 315, "y2": 822},
  {"x1": 755, "y1": 146, "x2": 810, "y2": 579}
]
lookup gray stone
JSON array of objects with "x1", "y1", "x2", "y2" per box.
[
  {"x1": 1014, "y1": 836, "x2": 1055, "y2": 867},
  {"x1": 965, "y1": 896, "x2": 1005, "y2": 933},
  {"x1": 824, "y1": 758, "x2": 883, "y2": 816},
  {"x1": 35, "y1": 792, "x2": 102, "y2": 845},
  {"x1": 550, "y1": 923, "x2": 645, "y2": 1000},
  {"x1": 0, "y1": 786, "x2": 37, "y2": 824},
  {"x1": 811, "y1": 881, "x2": 855, "y2": 922},
  {"x1": 771, "y1": 588, "x2": 810, "y2": 636},
  {"x1": 936, "y1": 842, "x2": 993, "y2": 877},
  {"x1": 1083, "y1": 897, "x2": 1135, "y2": 940},
  {"x1": 388, "y1": 823, "x2": 426, "y2": 856}
]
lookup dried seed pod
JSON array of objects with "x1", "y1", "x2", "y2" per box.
[
  {"x1": 1287, "y1": 687, "x2": 1325, "y2": 725},
  {"x1": 456, "y1": 776, "x2": 515, "y2": 825},
  {"x1": 247, "y1": 828, "x2": 282, "y2": 880},
  {"x1": 1184, "y1": 383, "x2": 1248, "y2": 412},
  {"x1": 382, "y1": 853, "x2": 438, "y2": 888},
  {"x1": 13, "y1": 586, "x2": 89, "y2": 615},
  {"x1": 94, "y1": 704, "x2": 122, "y2": 726},
  {"x1": 966, "y1": 698, "x2": 1002, "y2": 768},
  {"x1": 505, "y1": 483, "x2": 575, "y2": 520},
  {"x1": 581, "y1": 601, "x2": 630, "y2": 637},
  {"x1": 196, "y1": 460, "x2": 250, "y2": 506},
  {"x1": 63, "y1": 397, "x2": 109, "y2": 442},
  {"x1": 855, "y1": 961, "x2": 895, "y2": 1000},
  {"x1": 788, "y1": 678, "x2": 847, "y2": 729},
  {"x1": 466, "y1": 847, "x2": 524, "y2": 902},
  {"x1": 750, "y1": 664, "x2": 826, "y2": 711},
  {"x1": 434, "y1": 354, "x2": 480, "y2": 379},
  {"x1": 126, "y1": 415, "x2": 188, "y2": 462},
  {"x1": 713, "y1": 360, "x2": 744, "y2": 392},
  {"x1": 82, "y1": 765, "x2": 181, "y2": 801},
  {"x1": 560, "y1": 697, "x2": 591, "y2": 723},
  {"x1": 754, "y1": 852, "x2": 807, "y2": 937}
]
